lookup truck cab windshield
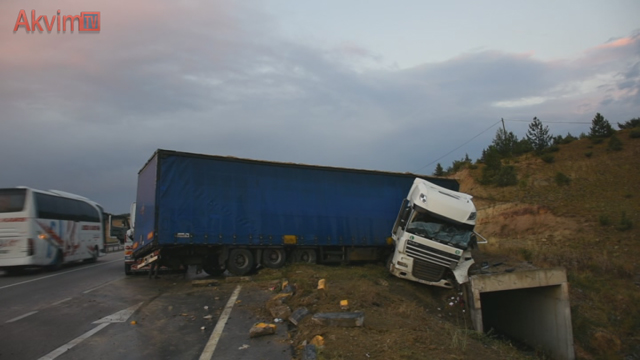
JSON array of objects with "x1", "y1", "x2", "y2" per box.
[{"x1": 406, "y1": 209, "x2": 476, "y2": 250}]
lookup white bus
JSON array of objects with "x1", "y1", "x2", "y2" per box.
[{"x1": 0, "y1": 187, "x2": 104, "y2": 273}]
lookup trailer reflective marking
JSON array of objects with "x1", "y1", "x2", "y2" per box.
[
  {"x1": 6, "y1": 311, "x2": 38, "y2": 323},
  {"x1": 199, "y1": 285, "x2": 242, "y2": 360},
  {"x1": 0, "y1": 259, "x2": 121, "y2": 291}
]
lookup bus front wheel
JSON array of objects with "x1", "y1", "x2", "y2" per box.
[{"x1": 48, "y1": 250, "x2": 63, "y2": 272}]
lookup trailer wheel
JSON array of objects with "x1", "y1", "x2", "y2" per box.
[
  {"x1": 125, "y1": 263, "x2": 133, "y2": 275},
  {"x1": 293, "y1": 249, "x2": 317, "y2": 264},
  {"x1": 203, "y1": 256, "x2": 226, "y2": 276},
  {"x1": 262, "y1": 248, "x2": 286, "y2": 269},
  {"x1": 227, "y1": 249, "x2": 254, "y2": 276}
]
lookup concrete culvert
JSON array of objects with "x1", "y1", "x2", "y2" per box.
[{"x1": 465, "y1": 268, "x2": 575, "y2": 360}]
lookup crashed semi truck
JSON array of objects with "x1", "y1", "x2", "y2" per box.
[
  {"x1": 388, "y1": 178, "x2": 483, "y2": 288},
  {"x1": 128, "y1": 149, "x2": 475, "y2": 286}
]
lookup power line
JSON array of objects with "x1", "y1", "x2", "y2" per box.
[
  {"x1": 414, "y1": 119, "x2": 502, "y2": 174},
  {"x1": 414, "y1": 117, "x2": 592, "y2": 175},
  {"x1": 504, "y1": 120, "x2": 591, "y2": 124}
]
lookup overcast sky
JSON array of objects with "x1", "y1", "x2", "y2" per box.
[{"x1": 1, "y1": 0, "x2": 639, "y2": 213}]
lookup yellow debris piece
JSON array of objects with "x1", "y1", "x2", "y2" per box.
[
  {"x1": 255, "y1": 322, "x2": 277, "y2": 329},
  {"x1": 340, "y1": 300, "x2": 349, "y2": 310},
  {"x1": 130, "y1": 321, "x2": 137, "y2": 325},
  {"x1": 310, "y1": 335, "x2": 324, "y2": 347},
  {"x1": 317, "y1": 279, "x2": 326, "y2": 290}
]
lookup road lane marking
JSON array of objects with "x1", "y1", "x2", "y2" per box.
[
  {"x1": 37, "y1": 302, "x2": 142, "y2": 360},
  {"x1": 6, "y1": 311, "x2": 38, "y2": 323},
  {"x1": 199, "y1": 285, "x2": 242, "y2": 360},
  {"x1": 37, "y1": 323, "x2": 110, "y2": 360},
  {"x1": 49, "y1": 298, "x2": 72, "y2": 307},
  {"x1": 93, "y1": 302, "x2": 143, "y2": 323},
  {"x1": 83, "y1": 278, "x2": 122, "y2": 294},
  {"x1": 0, "y1": 259, "x2": 122, "y2": 291}
]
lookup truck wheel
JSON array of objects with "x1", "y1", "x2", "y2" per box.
[
  {"x1": 203, "y1": 256, "x2": 226, "y2": 276},
  {"x1": 262, "y1": 248, "x2": 286, "y2": 269},
  {"x1": 125, "y1": 263, "x2": 133, "y2": 275},
  {"x1": 293, "y1": 249, "x2": 316, "y2": 264},
  {"x1": 227, "y1": 249, "x2": 254, "y2": 276}
]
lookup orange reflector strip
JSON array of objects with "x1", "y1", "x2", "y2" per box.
[{"x1": 283, "y1": 235, "x2": 297, "y2": 245}]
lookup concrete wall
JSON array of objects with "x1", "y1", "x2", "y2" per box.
[{"x1": 466, "y1": 268, "x2": 575, "y2": 360}]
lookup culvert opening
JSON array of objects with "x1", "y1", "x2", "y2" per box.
[
  {"x1": 481, "y1": 286, "x2": 561, "y2": 353},
  {"x1": 466, "y1": 268, "x2": 575, "y2": 360}
]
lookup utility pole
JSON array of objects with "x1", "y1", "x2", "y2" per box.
[{"x1": 501, "y1": 118, "x2": 512, "y2": 156}]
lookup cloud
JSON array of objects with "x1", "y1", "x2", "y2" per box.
[{"x1": 1, "y1": 1, "x2": 639, "y2": 212}]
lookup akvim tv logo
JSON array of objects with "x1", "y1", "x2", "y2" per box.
[{"x1": 13, "y1": 10, "x2": 100, "y2": 32}]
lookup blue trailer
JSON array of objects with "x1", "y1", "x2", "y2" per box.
[{"x1": 130, "y1": 149, "x2": 459, "y2": 276}]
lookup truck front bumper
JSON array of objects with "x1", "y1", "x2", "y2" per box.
[{"x1": 389, "y1": 255, "x2": 455, "y2": 288}]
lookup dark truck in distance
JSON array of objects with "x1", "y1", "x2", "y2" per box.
[{"x1": 128, "y1": 149, "x2": 459, "y2": 276}]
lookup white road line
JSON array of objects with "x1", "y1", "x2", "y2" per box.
[
  {"x1": 37, "y1": 323, "x2": 110, "y2": 360},
  {"x1": 199, "y1": 285, "x2": 242, "y2": 360},
  {"x1": 37, "y1": 302, "x2": 140, "y2": 360},
  {"x1": 49, "y1": 298, "x2": 72, "y2": 307},
  {"x1": 6, "y1": 311, "x2": 38, "y2": 323},
  {"x1": 83, "y1": 278, "x2": 121, "y2": 294},
  {"x1": 0, "y1": 259, "x2": 121, "y2": 291},
  {"x1": 93, "y1": 302, "x2": 143, "y2": 324}
]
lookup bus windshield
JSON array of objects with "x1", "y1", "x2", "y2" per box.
[{"x1": 0, "y1": 189, "x2": 26, "y2": 213}]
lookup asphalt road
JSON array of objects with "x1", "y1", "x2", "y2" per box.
[{"x1": 0, "y1": 252, "x2": 291, "y2": 360}]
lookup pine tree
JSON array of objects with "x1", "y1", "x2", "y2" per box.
[
  {"x1": 526, "y1": 117, "x2": 553, "y2": 154},
  {"x1": 433, "y1": 163, "x2": 444, "y2": 176},
  {"x1": 617, "y1": 117, "x2": 640, "y2": 129},
  {"x1": 589, "y1": 113, "x2": 614, "y2": 138},
  {"x1": 492, "y1": 128, "x2": 518, "y2": 157}
]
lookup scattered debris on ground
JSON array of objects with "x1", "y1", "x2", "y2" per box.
[
  {"x1": 249, "y1": 322, "x2": 277, "y2": 338},
  {"x1": 242, "y1": 263, "x2": 537, "y2": 360}
]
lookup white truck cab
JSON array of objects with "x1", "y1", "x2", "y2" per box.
[
  {"x1": 124, "y1": 202, "x2": 136, "y2": 275},
  {"x1": 389, "y1": 178, "x2": 483, "y2": 288}
]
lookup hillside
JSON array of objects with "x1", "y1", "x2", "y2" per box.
[{"x1": 457, "y1": 128, "x2": 640, "y2": 359}]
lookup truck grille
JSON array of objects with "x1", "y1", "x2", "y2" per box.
[
  {"x1": 412, "y1": 259, "x2": 446, "y2": 282},
  {"x1": 405, "y1": 240, "x2": 460, "y2": 268}
]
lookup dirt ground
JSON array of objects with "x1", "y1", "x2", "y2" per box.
[{"x1": 245, "y1": 263, "x2": 538, "y2": 360}]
